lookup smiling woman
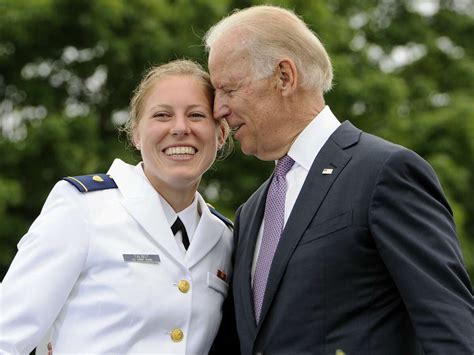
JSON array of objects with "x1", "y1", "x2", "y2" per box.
[
  {"x1": 0, "y1": 59, "x2": 235, "y2": 354},
  {"x1": 132, "y1": 73, "x2": 225, "y2": 212}
]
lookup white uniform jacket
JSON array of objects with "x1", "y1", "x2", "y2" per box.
[{"x1": 0, "y1": 159, "x2": 233, "y2": 354}]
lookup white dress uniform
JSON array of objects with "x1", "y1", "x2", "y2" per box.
[{"x1": 0, "y1": 159, "x2": 233, "y2": 355}]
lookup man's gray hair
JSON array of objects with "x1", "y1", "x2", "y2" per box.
[{"x1": 204, "y1": 5, "x2": 333, "y2": 92}]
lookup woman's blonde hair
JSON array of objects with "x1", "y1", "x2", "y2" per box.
[{"x1": 123, "y1": 59, "x2": 232, "y2": 159}]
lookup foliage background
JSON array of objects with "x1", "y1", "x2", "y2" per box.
[{"x1": 1, "y1": 0, "x2": 473, "y2": 283}]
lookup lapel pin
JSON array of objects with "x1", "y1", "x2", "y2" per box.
[
  {"x1": 217, "y1": 269, "x2": 227, "y2": 282},
  {"x1": 322, "y1": 168, "x2": 334, "y2": 175}
]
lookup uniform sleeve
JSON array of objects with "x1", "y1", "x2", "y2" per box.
[
  {"x1": 0, "y1": 181, "x2": 90, "y2": 354},
  {"x1": 369, "y1": 148, "x2": 473, "y2": 354}
]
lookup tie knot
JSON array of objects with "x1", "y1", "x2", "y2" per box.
[
  {"x1": 274, "y1": 155, "x2": 294, "y2": 178},
  {"x1": 171, "y1": 216, "x2": 190, "y2": 250},
  {"x1": 171, "y1": 217, "x2": 185, "y2": 235}
]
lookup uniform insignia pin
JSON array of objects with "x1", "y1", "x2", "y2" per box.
[
  {"x1": 92, "y1": 175, "x2": 104, "y2": 182},
  {"x1": 322, "y1": 168, "x2": 333, "y2": 175},
  {"x1": 217, "y1": 269, "x2": 227, "y2": 282}
]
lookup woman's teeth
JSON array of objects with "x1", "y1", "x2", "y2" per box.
[{"x1": 165, "y1": 146, "x2": 196, "y2": 155}]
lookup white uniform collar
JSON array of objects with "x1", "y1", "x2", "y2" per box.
[
  {"x1": 135, "y1": 162, "x2": 200, "y2": 241},
  {"x1": 158, "y1": 194, "x2": 199, "y2": 242},
  {"x1": 287, "y1": 105, "x2": 341, "y2": 170}
]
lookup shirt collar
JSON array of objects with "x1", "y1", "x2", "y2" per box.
[
  {"x1": 176, "y1": 197, "x2": 200, "y2": 240},
  {"x1": 287, "y1": 105, "x2": 341, "y2": 171},
  {"x1": 135, "y1": 162, "x2": 200, "y2": 238}
]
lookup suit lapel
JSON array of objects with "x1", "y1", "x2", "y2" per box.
[
  {"x1": 108, "y1": 160, "x2": 185, "y2": 265},
  {"x1": 184, "y1": 194, "x2": 224, "y2": 269},
  {"x1": 256, "y1": 122, "x2": 360, "y2": 330}
]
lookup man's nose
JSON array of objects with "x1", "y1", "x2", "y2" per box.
[{"x1": 214, "y1": 95, "x2": 231, "y2": 120}]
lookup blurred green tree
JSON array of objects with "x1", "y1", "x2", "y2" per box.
[{"x1": 1, "y1": 0, "x2": 472, "y2": 282}]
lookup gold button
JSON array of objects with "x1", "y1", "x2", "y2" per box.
[
  {"x1": 178, "y1": 280, "x2": 190, "y2": 293},
  {"x1": 170, "y1": 328, "x2": 184, "y2": 342},
  {"x1": 92, "y1": 175, "x2": 104, "y2": 182}
]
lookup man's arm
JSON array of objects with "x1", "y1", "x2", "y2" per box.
[{"x1": 369, "y1": 148, "x2": 473, "y2": 354}]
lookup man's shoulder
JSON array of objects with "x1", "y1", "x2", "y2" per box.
[
  {"x1": 339, "y1": 121, "x2": 408, "y2": 159},
  {"x1": 343, "y1": 126, "x2": 435, "y2": 180}
]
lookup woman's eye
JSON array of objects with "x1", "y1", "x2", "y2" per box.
[
  {"x1": 189, "y1": 112, "x2": 206, "y2": 120},
  {"x1": 152, "y1": 112, "x2": 171, "y2": 120}
]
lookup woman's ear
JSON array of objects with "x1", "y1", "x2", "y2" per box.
[
  {"x1": 276, "y1": 58, "x2": 297, "y2": 96},
  {"x1": 217, "y1": 119, "x2": 228, "y2": 149},
  {"x1": 133, "y1": 130, "x2": 141, "y2": 150}
]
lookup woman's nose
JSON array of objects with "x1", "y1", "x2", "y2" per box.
[{"x1": 170, "y1": 116, "x2": 191, "y2": 136}]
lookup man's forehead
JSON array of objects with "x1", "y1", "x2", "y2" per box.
[
  {"x1": 209, "y1": 43, "x2": 235, "y2": 68},
  {"x1": 208, "y1": 31, "x2": 249, "y2": 65},
  {"x1": 209, "y1": 47, "x2": 250, "y2": 85},
  {"x1": 208, "y1": 43, "x2": 250, "y2": 70},
  {"x1": 209, "y1": 61, "x2": 249, "y2": 89}
]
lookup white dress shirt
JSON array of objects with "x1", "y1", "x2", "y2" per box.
[{"x1": 251, "y1": 106, "x2": 341, "y2": 282}]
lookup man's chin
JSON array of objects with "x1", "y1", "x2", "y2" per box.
[{"x1": 239, "y1": 142, "x2": 255, "y2": 157}]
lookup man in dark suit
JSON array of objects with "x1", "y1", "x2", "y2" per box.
[{"x1": 205, "y1": 5, "x2": 473, "y2": 355}]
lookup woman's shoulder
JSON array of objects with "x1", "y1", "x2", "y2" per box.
[
  {"x1": 207, "y1": 203, "x2": 233, "y2": 231},
  {"x1": 44, "y1": 173, "x2": 122, "y2": 217},
  {"x1": 62, "y1": 173, "x2": 118, "y2": 193}
]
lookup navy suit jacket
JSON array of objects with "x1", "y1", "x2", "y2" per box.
[{"x1": 231, "y1": 121, "x2": 473, "y2": 355}]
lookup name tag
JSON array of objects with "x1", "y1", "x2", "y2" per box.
[{"x1": 123, "y1": 254, "x2": 160, "y2": 264}]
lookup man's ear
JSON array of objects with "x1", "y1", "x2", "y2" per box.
[{"x1": 276, "y1": 58, "x2": 297, "y2": 96}]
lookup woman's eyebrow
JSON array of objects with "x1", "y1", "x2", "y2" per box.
[{"x1": 148, "y1": 104, "x2": 209, "y2": 112}]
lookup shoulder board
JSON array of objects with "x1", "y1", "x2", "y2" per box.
[
  {"x1": 207, "y1": 203, "x2": 233, "y2": 230},
  {"x1": 62, "y1": 174, "x2": 117, "y2": 193}
]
